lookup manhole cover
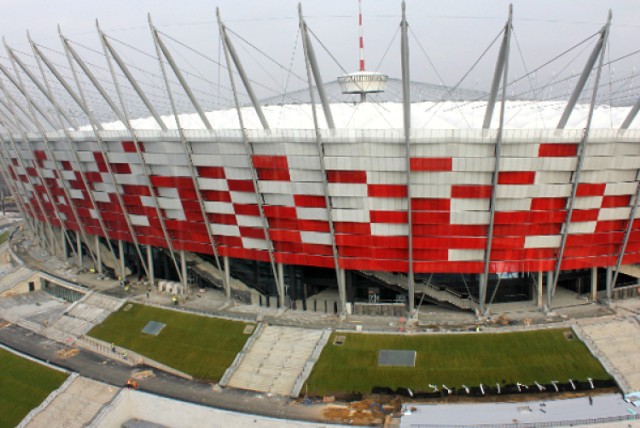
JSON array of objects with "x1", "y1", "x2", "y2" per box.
[
  {"x1": 564, "y1": 331, "x2": 575, "y2": 340},
  {"x1": 378, "y1": 350, "x2": 416, "y2": 367},
  {"x1": 123, "y1": 304, "x2": 133, "y2": 312},
  {"x1": 141, "y1": 321, "x2": 166, "y2": 336},
  {"x1": 243, "y1": 325, "x2": 255, "y2": 335},
  {"x1": 333, "y1": 335, "x2": 346, "y2": 346}
]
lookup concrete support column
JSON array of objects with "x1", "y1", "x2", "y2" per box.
[
  {"x1": 606, "y1": 266, "x2": 613, "y2": 303},
  {"x1": 277, "y1": 262, "x2": 285, "y2": 308},
  {"x1": 546, "y1": 271, "x2": 553, "y2": 310},
  {"x1": 60, "y1": 227, "x2": 67, "y2": 261},
  {"x1": 118, "y1": 240, "x2": 125, "y2": 280},
  {"x1": 339, "y1": 268, "x2": 348, "y2": 315},
  {"x1": 95, "y1": 235, "x2": 102, "y2": 274},
  {"x1": 537, "y1": 270, "x2": 543, "y2": 308},
  {"x1": 224, "y1": 256, "x2": 231, "y2": 299},
  {"x1": 76, "y1": 231, "x2": 82, "y2": 267},
  {"x1": 180, "y1": 250, "x2": 187, "y2": 293},
  {"x1": 146, "y1": 245, "x2": 154, "y2": 287},
  {"x1": 591, "y1": 267, "x2": 598, "y2": 302}
]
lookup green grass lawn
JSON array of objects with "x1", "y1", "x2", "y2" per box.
[
  {"x1": 0, "y1": 231, "x2": 8, "y2": 246},
  {"x1": 0, "y1": 348, "x2": 68, "y2": 427},
  {"x1": 306, "y1": 329, "x2": 610, "y2": 396},
  {"x1": 88, "y1": 304, "x2": 253, "y2": 381}
]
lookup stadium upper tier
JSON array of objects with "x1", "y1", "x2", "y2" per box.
[
  {"x1": 2, "y1": 115, "x2": 640, "y2": 275},
  {"x1": 92, "y1": 100, "x2": 637, "y2": 131}
]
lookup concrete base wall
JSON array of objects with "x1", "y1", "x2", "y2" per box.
[{"x1": 92, "y1": 389, "x2": 323, "y2": 427}]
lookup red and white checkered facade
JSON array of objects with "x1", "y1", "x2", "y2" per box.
[{"x1": 4, "y1": 128, "x2": 640, "y2": 274}]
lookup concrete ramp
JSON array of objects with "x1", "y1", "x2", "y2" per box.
[
  {"x1": 225, "y1": 325, "x2": 325, "y2": 396},
  {"x1": 575, "y1": 319, "x2": 640, "y2": 394},
  {"x1": 25, "y1": 376, "x2": 118, "y2": 428}
]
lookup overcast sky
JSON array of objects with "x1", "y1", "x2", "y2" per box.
[{"x1": 2, "y1": 0, "x2": 639, "y2": 106}]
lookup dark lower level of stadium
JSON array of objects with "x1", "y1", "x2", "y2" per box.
[{"x1": 76, "y1": 236, "x2": 635, "y2": 313}]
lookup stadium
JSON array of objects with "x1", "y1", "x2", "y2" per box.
[{"x1": 1, "y1": 1, "x2": 640, "y2": 319}]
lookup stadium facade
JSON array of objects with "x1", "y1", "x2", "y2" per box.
[{"x1": 1, "y1": 3, "x2": 639, "y2": 316}]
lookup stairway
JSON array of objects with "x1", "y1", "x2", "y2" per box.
[
  {"x1": 224, "y1": 325, "x2": 325, "y2": 396},
  {"x1": 359, "y1": 270, "x2": 477, "y2": 311}
]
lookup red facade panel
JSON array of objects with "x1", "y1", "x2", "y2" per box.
[
  {"x1": 410, "y1": 157, "x2": 452, "y2": 171},
  {"x1": 538, "y1": 143, "x2": 577, "y2": 157}
]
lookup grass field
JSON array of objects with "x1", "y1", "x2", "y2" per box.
[
  {"x1": 0, "y1": 231, "x2": 8, "y2": 246},
  {"x1": 88, "y1": 304, "x2": 253, "y2": 381},
  {"x1": 0, "y1": 348, "x2": 68, "y2": 427},
  {"x1": 305, "y1": 329, "x2": 610, "y2": 396}
]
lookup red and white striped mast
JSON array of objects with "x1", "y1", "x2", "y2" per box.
[
  {"x1": 358, "y1": 0, "x2": 365, "y2": 72},
  {"x1": 338, "y1": 0, "x2": 387, "y2": 102}
]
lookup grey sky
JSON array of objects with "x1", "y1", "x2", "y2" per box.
[{"x1": 2, "y1": 0, "x2": 639, "y2": 107}]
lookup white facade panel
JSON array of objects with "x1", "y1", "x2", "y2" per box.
[
  {"x1": 259, "y1": 181, "x2": 293, "y2": 194},
  {"x1": 40, "y1": 169, "x2": 55, "y2": 179},
  {"x1": 567, "y1": 221, "x2": 596, "y2": 234},
  {"x1": 92, "y1": 192, "x2": 110, "y2": 203},
  {"x1": 150, "y1": 165, "x2": 191, "y2": 176},
  {"x1": 108, "y1": 152, "x2": 139, "y2": 164},
  {"x1": 410, "y1": 184, "x2": 451, "y2": 198},
  {"x1": 157, "y1": 188, "x2": 179, "y2": 198},
  {"x1": 453, "y1": 158, "x2": 495, "y2": 172},
  {"x1": 296, "y1": 207, "x2": 329, "y2": 221},
  {"x1": 288, "y1": 156, "x2": 321, "y2": 170},
  {"x1": 164, "y1": 209, "x2": 186, "y2": 221},
  {"x1": 290, "y1": 169, "x2": 324, "y2": 183},
  {"x1": 583, "y1": 157, "x2": 616, "y2": 171},
  {"x1": 367, "y1": 198, "x2": 408, "y2": 211},
  {"x1": 144, "y1": 153, "x2": 188, "y2": 165},
  {"x1": 69, "y1": 189, "x2": 83, "y2": 199},
  {"x1": 61, "y1": 171, "x2": 76, "y2": 181},
  {"x1": 450, "y1": 211, "x2": 490, "y2": 225},
  {"x1": 209, "y1": 223, "x2": 241, "y2": 237},
  {"x1": 157, "y1": 197, "x2": 182, "y2": 210},
  {"x1": 495, "y1": 185, "x2": 532, "y2": 199},
  {"x1": 129, "y1": 214, "x2": 150, "y2": 227},
  {"x1": 197, "y1": 178, "x2": 228, "y2": 191},
  {"x1": 300, "y1": 231, "x2": 332, "y2": 245},
  {"x1": 327, "y1": 183, "x2": 367, "y2": 197},
  {"x1": 236, "y1": 215, "x2": 262, "y2": 228},
  {"x1": 229, "y1": 191, "x2": 258, "y2": 204},
  {"x1": 451, "y1": 198, "x2": 490, "y2": 212},
  {"x1": 449, "y1": 249, "x2": 484, "y2": 261},
  {"x1": 598, "y1": 207, "x2": 631, "y2": 221},
  {"x1": 331, "y1": 196, "x2": 364, "y2": 209},
  {"x1": 331, "y1": 209, "x2": 369, "y2": 223},
  {"x1": 524, "y1": 235, "x2": 561, "y2": 248},
  {"x1": 499, "y1": 158, "x2": 539, "y2": 171},
  {"x1": 114, "y1": 174, "x2": 147, "y2": 186},
  {"x1": 241, "y1": 237, "x2": 269, "y2": 250},
  {"x1": 143, "y1": 141, "x2": 184, "y2": 154},
  {"x1": 203, "y1": 201, "x2": 235, "y2": 214},
  {"x1": 191, "y1": 154, "x2": 223, "y2": 166},
  {"x1": 536, "y1": 171, "x2": 571, "y2": 184},
  {"x1": 605, "y1": 182, "x2": 638, "y2": 195},
  {"x1": 293, "y1": 182, "x2": 325, "y2": 195},
  {"x1": 573, "y1": 196, "x2": 603, "y2": 210},
  {"x1": 370, "y1": 223, "x2": 409, "y2": 236},
  {"x1": 263, "y1": 193, "x2": 294, "y2": 206},
  {"x1": 76, "y1": 152, "x2": 94, "y2": 162},
  {"x1": 223, "y1": 167, "x2": 252, "y2": 180},
  {"x1": 495, "y1": 198, "x2": 531, "y2": 211},
  {"x1": 368, "y1": 171, "x2": 406, "y2": 184},
  {"x1": 140, "y1": 196, "x2": 156, "y2": 207}
]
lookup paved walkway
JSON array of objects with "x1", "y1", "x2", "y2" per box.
[
  {"x1": 576, "y1": 318, "x2": 640, "y2": 394},
  {"x1": 226, "y1": 325, "x2": 325, "y2": 396},
  {"x1": 25, "y1": 376, "x2": 119, "y2": 428}
]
